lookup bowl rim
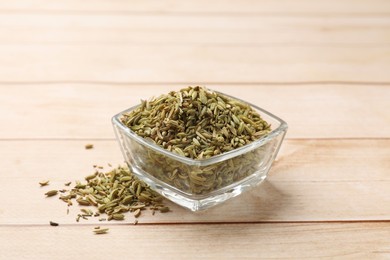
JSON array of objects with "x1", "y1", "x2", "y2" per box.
[{"x1": 111, "y1": 89, "x2": 288, "y2": 167}]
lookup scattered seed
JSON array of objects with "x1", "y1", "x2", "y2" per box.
[
  {"x1": 93, "y1": 228, "x2": 109, "y2": 235},
  {"x1": 45, "y1": 190, "x2": 58, "y2": 197},
  {"x1": 49, "y1": 221, "x2": 59, "y2": 226},
  {"x1": 76, "y1": 198, "x2": 91, "y2": 206},
  {"x1": 130, "y1": 204, "x2": 145, "y2": 210},
  {"x1": 159, "y1": 207, "x2": 170, "y2": 213},
  {"x1": 85, "y1": 173, "x2": 97, "y2": 181},
  {"x1": 39, "y1": 180, "x2": 50, "y2": 186},
  {"x1": 81, "y1": 209, "x2": 93, "y2": 216},
  {"x1": 112, "y1": 214, "x2": 124, "y2": 221},
  {"x1": 85, "y1": 144, "x2": 94, "y2": 149},
  {"x1": 133, "y1": 209, "x2": 141, "y2": 218}
]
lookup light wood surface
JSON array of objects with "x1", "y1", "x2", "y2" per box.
[
  {"x1": 1, "y1": 224, "x2": 390, "y2": 260},
  {"x1": 1, "y1": 139, "x2": 389, "y2": 225},
  {"x1": 1, "y1": 0, "x2": 389, "y2": 259},
  {"x1": 2, "y1": 15, "x2": 390, "y2": 45},
  {"x1": 1, "y1": 45, "x2": 390, "y2": 82},
  {"x1": 2, "y1": 0, "x2": 390, "y2": 14},
  {"x1": 2, "y1": 84, "x2": 390, "y2": 139}
]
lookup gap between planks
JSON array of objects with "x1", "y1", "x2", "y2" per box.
[
  {"x1": 1, "y1": 10, "x2": 390, "y2": 17},
  {"x1": 0, "y1": 81, "x2": 390, "y2": 85},
  {"x1": 1, "y1": 223, "x2": 389, "y2": 259},
  {"x1": 1, "y1": 219, "x2": 390, "y2": 228},
  {"x1": 1, "y1": 0, "x2": 390, "y2": 16}
]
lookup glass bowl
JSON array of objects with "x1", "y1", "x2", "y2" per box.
[{"x1": 112, "y1": 91, "x2": 288, "y2": 211}]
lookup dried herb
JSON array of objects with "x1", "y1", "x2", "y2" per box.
[
  {"x1": 81, "y1": 209, "x2": 93, "y2": 216},
  {"x1": 112, "y1": 214, "x2": 125, "y2": 221},
  {"x1": 85, "y1": 144, "x2": 94, "y2": 149},
  {"x1": 121, "y1": 86, "x2": 270, "y2": 160},
  {"x1": 93, "y1": 228, "x2": 109, "y2": 235},
  {"x1": 159, "y1": 206, "x2": 170, "y2": 213},
  {"x1": 47, "y1": 165, "x2": 168, "y2": 224},
  {"x1": 133, "y1": 208, "x2": 141, "y2": 218},
  {"x1": 39, "y1": 180, "x2": 50, "y2": 186},
  {"x1": 118, "y1": 86, "x2": 274, "y2": 195},
  {"x1": 45, "y1": 190, "x2": 58, "y2": 197}
]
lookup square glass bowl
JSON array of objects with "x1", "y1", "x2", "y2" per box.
[{"x1": 112, "y1": 92, "x2": 288, "y2": 211}]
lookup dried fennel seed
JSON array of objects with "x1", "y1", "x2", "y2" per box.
[
  {"x1": 54, "y1": 165, "x2": 169, "y2": 223},
  {"x1": 39, "y1": 180, "x2": 50, "y2": 186},
  {"x1": 119, "y1": 86, "x2": 273, "y2": 195},
  {"x1": 93, "y1": 228, "x2": 109, "y2": 235},
  {"x1": 85, "y1": 144, "x2": 94, "y2": 149},
  {"x1": 49, "y1": 221, "x2": 59, "y2": 226},
  {"x1": 45, "y1": 190, "x2": 58, "y2": 197}
]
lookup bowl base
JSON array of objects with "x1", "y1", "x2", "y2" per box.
[{"x1": 129, "y1": 164, "x2": 268, "y2": 211}]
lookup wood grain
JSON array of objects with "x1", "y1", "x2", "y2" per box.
[
  {"x1": 1, "y1": 0, "x2": 390, "y2": 14},
  {"x1": 0, "y1": 45, "x2": 389, "y2": 82},
  {"x1": 1, "y1": 139, "x2": 388, "y2": 225},
  {"x1": 0, "y1": 0, "x2": 389, "y2": 258},
  {"x1": 1, "y1": 84, "x2": 389, "y2": 139},
  {"x1": 1, "y1": 14, "x2": 390, "y2": 45},
  {"x1": 1, "y1": 223, "x2": 389, "y2": 260}
]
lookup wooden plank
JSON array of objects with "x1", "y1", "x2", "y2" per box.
[
  {"x1": 1, "y1": 14, "x2": 390, "y2": 45},
  {"x1": 0, "y1": 45, "x2": 389, "y2": 83},
  {"x1": 1, "y1": 0, "x2": 390, "y2": 14},
  {"x1": 1, "y1": 84, "x2": 389, "y2": 139},
  {"x1": 0, "y1": 140, "x2": 389, "y2": 225},
  {"x1": 0, "y1": 223, "x2": 389, "y2": 259},
  {"x1": 2, "y1": 45, "x2": 390, "y2": 83}
]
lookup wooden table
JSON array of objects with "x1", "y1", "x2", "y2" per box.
[{"x1": 1, "y1": 1, "x2": 390, "y2": 259}]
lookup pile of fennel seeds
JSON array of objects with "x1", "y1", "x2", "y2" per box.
[
  {"x1": 121, "y1": 86, "x2": 271, "y2": 160},
  {"x1": 43, "y1": 165, "x2": 169, "y2": 229},
  {"x1": 119, "y1": 86, "x2": 272, "y2": 195}
]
